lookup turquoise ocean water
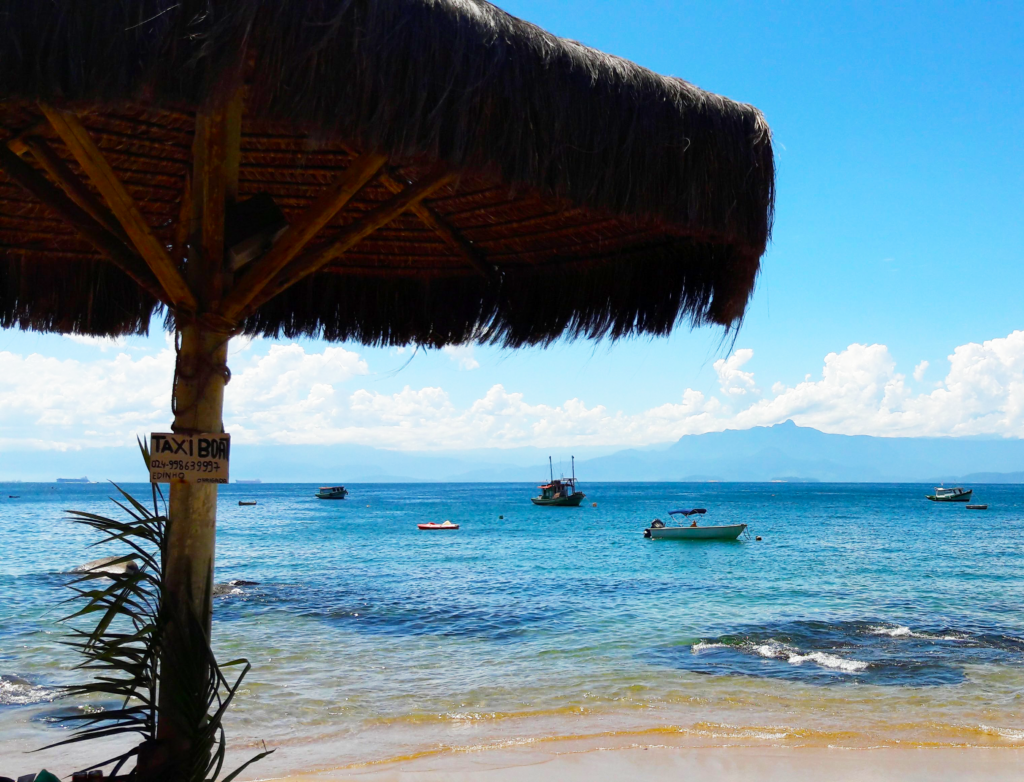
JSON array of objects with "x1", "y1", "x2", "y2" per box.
[{"x1": 3, "y1": 481, "x2": 1024, "y2": 771}]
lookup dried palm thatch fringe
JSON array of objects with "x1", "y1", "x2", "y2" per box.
[
  {"x1": 244, "y1": 239, "x2": 756, "y2": 348},
  {"x1": 0, "y1": 257, "x2": 156, "y2": 335},
  {"x1": 0, "y1": 0, "x2": 774, "y2": 345}
]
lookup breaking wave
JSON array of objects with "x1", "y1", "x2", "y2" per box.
[
  {"x1": 653, "y1": 619, "x2": 1024, "y2": 686},
  {"x1": 691, "y1": 642, "x2": 727, "y2": 653},
  {"x1": 0, "y1": 675, "x2": 60, "y2": 706},
  {"x1": 751, "y1": 642, "x2": 869, "y2": 673},
  {"x1": 868, "y1": 625, "x2": 968, "y2": 642}
]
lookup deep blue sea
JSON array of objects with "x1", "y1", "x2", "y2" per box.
[{"x1": 3, "y1": 482, "x2": 1024, "y2": 773}]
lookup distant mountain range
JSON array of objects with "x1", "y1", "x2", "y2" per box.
[
  {"x1": 4, "y1": 421, "x2": 1024, "y2": 483},
  {"x1": 577, "y1": 421, "x2": 1024, "y2": 483}
]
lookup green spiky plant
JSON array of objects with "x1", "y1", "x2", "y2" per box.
[{"x1": 42, "y1": 441, "x2": 272, "y2": 780}]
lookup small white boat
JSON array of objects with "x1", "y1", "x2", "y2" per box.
[
  {"x1": 644, "y1": 508, "x2": 747, "y2": 541},
  {"x1": 926, "y1": 486, "x2": 971, "y2": 502},
  {"x1": 418, "y1": 520, "x2": 459, "y2": 530}
]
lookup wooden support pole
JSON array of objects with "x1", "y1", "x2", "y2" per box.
[
  {"x1": 0, "y1": 144, "x2": 169, "y2": 304},
  {"x1": 190, "y1": 109, "x2": 229, "y2": 308},
  {"x1": 148, "y1": 325, "x2": 229, "y2": 775},
  {"x1": 244, "y1": 171, "x2": 456, "y2": 314},
  {"x1": 219, "y1": 151, "x2": 387, "y2": 321},
  {"x1": 144, "y1": 75, "x2": 244, "y2": 777},
  {"x1": 38, "y1": 104, "x2": 198, "y2": 313},
  {"x1": 224, "y1": 89, "x2": 244, "y2": 204},
  {"x1": 151, "y1": 89, "x2": 237, "y2": 777},
  {"x1": 380, "y1": 171, "x2": 498, "y2": 282}
]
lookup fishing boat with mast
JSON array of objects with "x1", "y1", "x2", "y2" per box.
[{"x1": 531, "y1": 456, "x2": 586, "y2": 507}]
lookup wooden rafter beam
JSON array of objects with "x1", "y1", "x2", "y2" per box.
[
  {"x1": 19, "y1": 136, "x2": 128, "y2": 242},
  {"x1": 38, "y1": 104, "x2": 198, "y2": 313},
  {"x1": 241, "y1": 170, "x2": 456, "y2": 316},
  {"x1": 218, "y1": 151, "x2": 388, "y2": 321},
  {"x1": 379, "y1": 170, "x2": 498, "y2": 282},
  {"x1": 0, "y1": 144, "x2": 169, "y2": 305},
  {"x1": 4, "y1": 121, "x2": 48, "y2": 156}
]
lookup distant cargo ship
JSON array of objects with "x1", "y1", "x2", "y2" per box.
[
  {"x1": 56, "y1": 477, "x2": 90, "y2": 483},
  {"x1": 236, "y1": 479, "x2": 263, "y2": 484}
]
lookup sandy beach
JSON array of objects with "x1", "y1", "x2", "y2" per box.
[
  {"x1": 264, "y1": 741, "x2": 1024, "y2": 782},
  {"x1": 216, "y1": 713, "x2": 1024, "y2": 782},
  {"x1": 8, "y1": 727, "x2": 1024, "y2": 781}
]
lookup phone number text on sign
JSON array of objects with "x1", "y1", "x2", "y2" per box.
[{"x1": 149, "y1": 433, "x2": 230, "y2": 484}]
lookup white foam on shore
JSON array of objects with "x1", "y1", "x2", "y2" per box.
[
  {"x1": 0, "y1": 675, "x2": 59, "y2": 705},
  {"x1": 978, "y1": 725, "x2": 1024, "y2": 742},
  {"x1": 445, "y1": 711, "x2": 498, "y2": 722},
  {"x1": 750, "y1": 641, "x2": 868, "y2": 673},
  {"x1": 691, "y1": 722, "x2": 794, "y2": 741}
]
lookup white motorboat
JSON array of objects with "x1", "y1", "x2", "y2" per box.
[
  {"x1": 926, "y1": 486, "x2": 971, "y2": 502},
  {"x1": 644, "y1": 508, "x2": 747, "y2": 541}
]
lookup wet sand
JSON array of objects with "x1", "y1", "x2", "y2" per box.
[
  {"x1": 268, "y1": 742, "x2": 1023, "y2": 782},
  {"x1": 7, "y1": 724, "x2": 1024, "y2": 780}
]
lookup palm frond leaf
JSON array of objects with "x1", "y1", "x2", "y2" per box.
[{"x1": 39, "y1": 439, "x2": 273, "y2": 779}]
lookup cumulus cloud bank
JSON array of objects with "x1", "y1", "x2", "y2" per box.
[{"x1": 2, "y1": 331, "x2": 1023, "y2": 451}]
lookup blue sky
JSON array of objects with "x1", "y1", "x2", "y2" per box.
[{"x1": 2, "y1": 1, "x2": 1023, "y2": 453}]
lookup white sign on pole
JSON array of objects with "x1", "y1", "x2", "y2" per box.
[{"x1": 148, "y1": 433, "x2": 231, "y2": 484}]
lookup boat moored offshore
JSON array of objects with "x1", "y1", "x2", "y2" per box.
[
  {"x1": 926, "y1": 486, "x2": 972, "y2": 502},
  {"x1": 531, "y1": 456, "x2": 586, "y2": 507},
  {"x1": 644, "y1": 508, "x2": 747, "y2": 541},
  {"x1": 316, "y1": 486, "x2": 349, "y2": 500},
  {"x1": 418, "y1": 520, "x2": 459, "y2": 530}
]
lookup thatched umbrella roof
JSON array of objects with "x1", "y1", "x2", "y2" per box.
[
  {"x1": 0, "y1": 0, "x2": 774, "y2": 348},
  {"x1": 2, "y1": 3, "x2": 777, "y2": 775}
]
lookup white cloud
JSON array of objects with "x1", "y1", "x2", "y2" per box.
[
  {"x1": 223, "y1": 344, "x2": 368, "y2": 443},
  {"x1": 0, "y1": 345, "x2": 174, "y2": 449},
  {"x1": 716, "y1": 332, "x2": 1024, "y2": 438},
  {"x1": 714, "y1": 348, "x2": 759, "y2": 396},
  {"x1": 913, "y1": 360, "x2": 929, "y2": 381},
  {"x1": 0, "y1": 342, "x2": 367, "y2": 450},
  {"x1": 442, "y1": 344, "x2": 480, "y2": 370},
  {"x1": 3, "y1": 331, "x2": 1024, "y2": 452},
  {"x1": 63, "y1": 334, "x2": 128, "y2": 351},
  {"x1": 229, "y1": 335, "x2": 260, "y2": 356}
]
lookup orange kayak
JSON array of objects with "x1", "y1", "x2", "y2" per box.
[{"x1": 418, "y1": 521, "x2": 459, "y2": 530}]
